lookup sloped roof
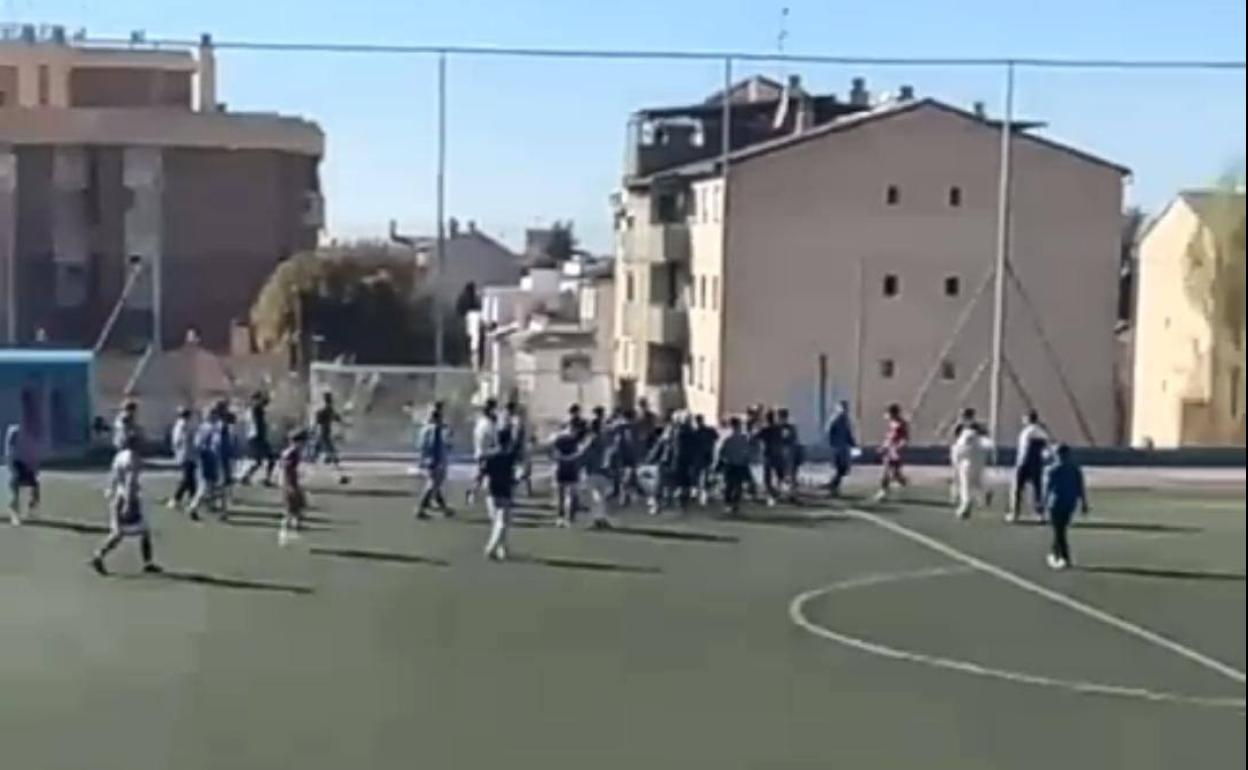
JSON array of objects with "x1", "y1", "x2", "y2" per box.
[
  {"x1": 1179, "y1": 190, "x2": 1246, "y2": 225},
  {"x1": 639, "y1": 97, "x2": 1128, "y2": 184}
]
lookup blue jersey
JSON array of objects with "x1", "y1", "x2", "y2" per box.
[{"x1": 1045, "y1": 460, "x2": 1086, "y2": 516}]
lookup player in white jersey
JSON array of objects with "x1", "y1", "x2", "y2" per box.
[
  {"x1": 90, "y1": 435, "x2": 160, "y2": 575},
  {"x1": 951, "y1": 425, "x2": 993, "y2": 520}
]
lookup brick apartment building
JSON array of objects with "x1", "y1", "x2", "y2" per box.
[{"x1": 1, "y1": 24, "x2": 324, "y2": 352}]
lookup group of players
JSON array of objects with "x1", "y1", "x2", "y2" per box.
[
  {"x1": 413, "y1": 395, "x2": 1088, "y2": 568},
  {"x1": 5, "y1": 386, "x2": 1088, "y2": 573}
]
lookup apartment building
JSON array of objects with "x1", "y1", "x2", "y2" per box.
[
  {"x1": 1, "y1": 24, "x2": 324, "y2": 351},
  {"x1": 613, "y1": 76, "x2": 1127, "y2": 443},
  {"x1": 1131, "y1": 191, "x2": 1246, "y2": 447}
]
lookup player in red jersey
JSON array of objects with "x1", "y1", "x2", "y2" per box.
[{"x1": 873, "y1": 403, "x2": 910, "y2": 502}]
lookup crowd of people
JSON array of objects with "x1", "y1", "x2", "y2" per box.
[{"x1": 4, "y1": 388, "x2": 1088, "y2": 574}]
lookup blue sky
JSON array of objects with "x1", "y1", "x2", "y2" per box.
[{"x1": 14, "y1": 0, "x2": 1247, "y2": 251}]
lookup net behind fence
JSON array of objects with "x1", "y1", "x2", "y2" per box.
[{"x1": 308, "y1": 362, "x2": 478, "y2": 458}]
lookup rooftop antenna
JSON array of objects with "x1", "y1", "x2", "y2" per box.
[{"x1": 777, "y1": 6, "x2": 790, "y2": 75}]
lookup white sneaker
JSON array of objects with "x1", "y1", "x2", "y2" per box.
[
  {"x1": 8, "y1": 511, "x2": 22, "y2": 527},
  {"x1": 871, "y1": 490, "x2": 888, "y2": 504},
  {"x1": 1005, "y1": 512, "x2": 1018, "y2": 523}
]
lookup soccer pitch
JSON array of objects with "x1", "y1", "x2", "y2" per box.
[{"x1": 2, "y1": 466, "x2": 1244, "y2": 770}]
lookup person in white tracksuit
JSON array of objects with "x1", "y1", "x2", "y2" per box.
[{"x1": 951, "y1": 425, "x2": 993, "y2": 519}]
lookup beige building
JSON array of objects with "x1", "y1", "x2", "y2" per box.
[
  {"x1": 614, "y1": 78, "x2": 1127, "y2": 443},
  {"x1": 1, "y1": 25, "x2": 323, "y2": 351},
  {"x1": 1131, "y1": 191, "x2": 1246, "y2": 447}
]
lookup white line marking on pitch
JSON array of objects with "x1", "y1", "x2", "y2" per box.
[
  {"x1": 843, "y1": 507, "x2": 1246, "y2": 686},
  {"x1": 789, "y1": 567, "x2": 1246, "y2": 710}
]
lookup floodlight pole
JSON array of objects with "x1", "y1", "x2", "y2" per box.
[{"x1": 988, "y1": 61, "x2": 1016, "y2": 464}]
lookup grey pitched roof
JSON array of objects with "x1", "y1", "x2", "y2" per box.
[{"x1": 637, "y1": 98, "x2": 1129, "y2": 185}]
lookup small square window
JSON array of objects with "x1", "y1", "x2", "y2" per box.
[
  {"x1": 880, "y1": 359, "x2": 896, "y2": 379},
  {"x1": 940, "y1": 359, "x2": 957, "y2": 381},
  {"x1": 886, "y1": 185, "x2": 900, "y2": 206},
  {"x1": 949, "y1": 186, "x2": 962, "y2": 207},
  {"x1": 944, "y1": 276, "x2": 961, "y2": 297},
  {"x1": 883, "y1": 274, "x2": 900, "y2": 297}
]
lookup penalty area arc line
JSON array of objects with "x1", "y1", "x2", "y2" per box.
[{"x1": 842, "y1": 507, "x2": 1246, "y2": 686}]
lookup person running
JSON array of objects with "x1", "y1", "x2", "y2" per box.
[
  {"x1": 825, "y1": 400, "x2": 857, "y2": 498},
  {"x1": 951, "y1": 424, "x2": 992, "y2": 519},
  {"x1": 312, "y1": 392, "x2": 350, "y2": 484},
  {"x1": 278, "y1": 429, "x2": 310, "y2": 547},
  {"x1": 188, "y1": 405, "x2": 222, "y2": 520},
  {"x1": 241, "y1": 391, "x2": 277, "y2": 486},
  {"x1": 112, "y1": 399, "x2": 140, "y2": 451},
  {"x1": 634, "y1": 398, "x2": 659, "y2": 457},
  {"x1": 415, "y1": 402, "x2": 452, "y2": 520},
  {"x1": 691, "y1": 414, "x2": 719, "y2": 506},
  {"x1": 714, "y1": 416, "x2": 753, "y2": 516},
  {"x1": 947, "y1": 407, "x2": 986, "y2": 503},
  {"x1": 873, "y1": 404, "x2": 910, "y2": 503},
  {"x1": 506, "y1": 400, "x2": 533, "y2": 498},
  {"x1": 776, "y1": 408, "x2": 803, "y2": 503},
  {"x1": 1010, "y1": 410, "x2": 1051, "y2": 522},
  {"x1": 467, "y1": 398, "x2": 500, "y2": 506},
  {"x1": 215, "y1": 402, "x2": 238, "y2": 513},
  {"x1": 90, "y1": 434, "x2": 160, "y2": 576},
  {"x1": 167, "y1": 407, "x2": 198, "y2": 513},
  {"x1": 5, "y1": 422, "x2": 40, "y2": 525},
  {"x1": 551, "y1": 424, "x2": 584, "y2": 527},
  {"x1": 743, "y1": 405, "x2": 763, "y2": 501},
  {"x1": 579, "y1": 415, "x2": 615, "y2": 530},
  {"x1": 483, "y1": 419, "x2": 517, "y2": 561},
  {"x1": 754, "y1": 409, "x2": 786, "y2": 506},
  {"x1": 1043, "y1": 444, "x2": 1090, "y2": 570}
]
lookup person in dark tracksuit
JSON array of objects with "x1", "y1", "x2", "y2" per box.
[
  {"x1": 1043, "y1": 444, "x2": 1089, "y2": 570},
  {"x1": 714, "y1": 416, "x2": 753, "y2": 516},
  {"x1": 825, "y1": 400, "x2": 857, "y2": 498},
  {"x1": 241, "y1": 391, "x2": 277, "y2": 486},
  {"x1": 1010, "y1": 410, "x2": 1051, "y2": 522}
]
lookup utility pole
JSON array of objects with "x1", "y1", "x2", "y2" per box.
[
  {"x1": 433, "y1": 51, "x2": 447, "y2": 372},
  {"x1": 988, "y1": 62, "x2": 1016, "y2": 464}
]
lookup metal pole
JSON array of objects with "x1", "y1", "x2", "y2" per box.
[
  {"x1": 988, "y1": 62, "x2": 1016, "y2": 464},
  {"x1": 714, "y1": 56, "x2": 732, "y2": 404},
  {"x1": 433, "y1": 51, "x2": 447, "y2": 374},
  {"x1": 151, "y1": 251, "x2": 163, "y2": 353},
  {"x1": 853, "y1": 254, "x2": 866, "y2": 425}
]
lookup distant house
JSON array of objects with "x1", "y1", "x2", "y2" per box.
[
  {"x1": 414, "y1": 219, "x2": 522, "y2": 301},
  {"x1": 1131, "y1": 191, "x2": 1246, "y2": 447}
]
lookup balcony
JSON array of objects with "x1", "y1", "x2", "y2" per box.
[
  {"x1": 648, "y1": 223, "x2": 690, "y2": 263},
  {"x1": 646, "y1": 305, "x2": 689, "y2": 348}
]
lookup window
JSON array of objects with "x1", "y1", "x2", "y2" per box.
[
  {"x1": 37, "y1": 65, "x2": 50, "y2": 106},
  {"x1": 712, "y1": 186, "x2": 721, "y2": 223},
  {"x1": 944, "y1": 276, "x2": 961, "y2": 297},
  {"x1": 699, "y1": 276, "x2": 707, "y2": 309},
  {"x1": 697, "y1": 356, "x2": 706, "y2": 389},
  {"x1": 626, "y1": 272, "x2": 635, "y2": 303},
  {"x1": 711, "y1": 276, "x2": 719, "y2": 311},
  {"x1": 879, "y1": 359, "x2": 896, "y2": 379},
  {"x1": 699, "y1": 189, "x2": 708, "y2": 223},
  {"x1": 709, "y1": 359, "x2": 716, "y2": 393},
  {"x1": 885, "y1": 185, "x2": 900, "y2": 206},
  {"x1": 883, "y1": 274, "x2": 900, "y2": 297},
  {"x1": 1232, "y1": 367, "x2": 1242, "y2": 418},
  {"x1": 940, "y1": 359, "x2": 957, "y2": 381},
  {"x1": 949, "y1": 186, "x2": 963, "y2": 207}
]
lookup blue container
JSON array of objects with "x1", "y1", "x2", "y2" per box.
[{"x1": 0, "y1": 349, "x2": 95, "y2": 460}]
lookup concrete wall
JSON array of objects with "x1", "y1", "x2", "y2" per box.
[
  {"x1": 161, "y1": 148, "x2": 319, "y2": 350},
  {"x1": 68, "y1": 66, "x2": 192, "y2": 108},
  {"x1": 722, "y1": 104, "x2": 1123, "y2": 444}
]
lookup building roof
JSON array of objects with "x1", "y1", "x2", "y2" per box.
[
  {"x1": 1179, "y1": 189, "x2": 1246, "y2": 223},
  {"x1": 636, "y1": 97, "x2": 1129, "y2": 185}
]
